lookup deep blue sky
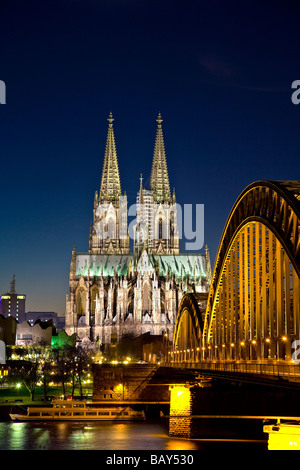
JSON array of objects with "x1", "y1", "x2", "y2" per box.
[{"x1": 0, "y1": 0, "x2": 299, "y2": 315}]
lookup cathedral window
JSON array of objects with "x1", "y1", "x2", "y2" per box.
[
  {"x1": 142, "y1": 281, "x2": 151, "y2": 313},
  {"x1": 105, "y1": 217, "x2": 116, "y2": 239},
  {"x1": 76, "y1": 287, "x2": 87, "y2": 319},
  {"x1": 170, "y1": 212, "x2": 174, "y2": 237},
  {"x1": 159, "y1": 217, "x2": 163, "y2": 239},
  {"x1": 90, "y1": 286, "x2": 98, "y2": 325}
]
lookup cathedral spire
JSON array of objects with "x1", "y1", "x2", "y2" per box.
[
  {"x1": 139, "y1": 173, "x2": 144, "y2": 204},
  {"x1": 99, "y1": 112, "x2": 121, "y2": 202},
  {"x1": 150, "y1": 113, "x2": 171, "y2": 203}
]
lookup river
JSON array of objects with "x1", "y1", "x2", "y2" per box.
[{"x1": 0, "y1": 419, "x2": 267, "y2": 451}]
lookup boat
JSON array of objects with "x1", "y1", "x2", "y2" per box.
[
  {"x1": 263, "y1": 418, "x2": 300, "y2": 450},
  {"x1": 9, "y1": 398, "x2": 146, "y2": 421}
]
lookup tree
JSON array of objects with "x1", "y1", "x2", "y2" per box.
[
  {"x1": 38, "y1": 347, "x2": 55, "y2": 402},
  {"x1": 75, "y1": 343, "x2": 90, "y2": 398},
  {"x1": 11, "y1": 344, "x2": 43, "y2": 401},
  {"x1": 18, "y1": 360, "x2": 39, "y2": 401},
  {"x1": 51, "y1": 345, "x2": 72, "y2": 398}
]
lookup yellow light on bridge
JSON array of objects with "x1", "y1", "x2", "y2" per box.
[
  {"x1": 169, "y1": 385, "x2": 191, "y2": 416},
  {"x1": 282, "y1": 336, "x2": 287, "y2": 342},
  {"x1": 240, "y1": 342, "x2": 245, "y2": 346},
  {"x1": 264, "y1": 420, "x2": 300, "y2": 450},
  {"x1": 230, "y1": 343, "x2": 234, "y2": 347},
  {"x1": 265, "y1": 338, "x2": 270, "y2": 343},
  {"x1": 252, "y1": 340, "x2": 256, "y2": 345}
]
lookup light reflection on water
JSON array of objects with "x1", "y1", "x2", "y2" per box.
[
  {"x1": 0, "y1": 420, "x2": 266, "y2": 451},
  {"x1": 0, "y1": 420, "x2": 200, "y2": 451}
]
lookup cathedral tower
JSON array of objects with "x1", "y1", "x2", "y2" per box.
[
  {"x1": 134, "y1": 113, "x2": 179, "y2": 255},
  {"x1": 89, "y1": 113, "x2": 129, "y2": 254}
]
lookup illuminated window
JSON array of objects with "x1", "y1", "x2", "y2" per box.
[
  {"x1": 159, "y1": 217, "x2": 163, "y2": 239},
  {"x1": 22, "y1": 334, "x2": 32, "y2": 340}
]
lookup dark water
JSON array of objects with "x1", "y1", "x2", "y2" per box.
[{"x1": 0, "y1": 419, "x2": 267, "y2": 451}]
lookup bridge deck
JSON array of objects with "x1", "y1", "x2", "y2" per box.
[{"x1": 160, "y1": 362, "x2": 300, "y2": 389}]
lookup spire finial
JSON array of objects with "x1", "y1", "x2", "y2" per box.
[
  {"x1": 156, "y1": 112, "x2": 163, "y2": 125},
  {"x1": 108, "y1": 112, "x2": 114, "y2": 126}
]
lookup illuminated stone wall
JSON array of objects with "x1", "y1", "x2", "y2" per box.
[
  {"x1": 169, "y1": 385, "x2": 192, "y2": 438},
  {"x1": 92, "y1": 363, "x2": 169, "y2": 401}
]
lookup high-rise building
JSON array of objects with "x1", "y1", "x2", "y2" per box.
[
  {"x1": 65, "y1": 114, "x2": 211, "y2": 347},
  {"x1": 0, "y1": 275, "x2": 26, "y2": 323}
]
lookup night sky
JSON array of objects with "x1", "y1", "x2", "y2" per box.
[{"x1": 0, "y1": 0, "x2": 299, "y2": 315}]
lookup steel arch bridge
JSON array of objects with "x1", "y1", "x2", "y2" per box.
[{"x1": 172, "y1": 180, "x2": 300, "y2": 369}]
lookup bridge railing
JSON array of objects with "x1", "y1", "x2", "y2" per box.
[{"x1": 168, "y1": 359, "x2": 300, "y2": 381}]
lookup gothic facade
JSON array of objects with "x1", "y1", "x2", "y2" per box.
[{"x1": 65, "y1": 113, "x2": 211, "y2": 346}]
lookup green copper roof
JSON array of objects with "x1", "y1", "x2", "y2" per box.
[{"x1": 75, "y1": 252, "x2": 207, "y2": 278}]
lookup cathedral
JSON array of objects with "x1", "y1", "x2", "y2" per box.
[{"x1": 65, "y1": 113, "x2": 211, "y2": 346}]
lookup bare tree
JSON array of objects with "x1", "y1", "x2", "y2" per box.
[
  {"x1": 39, "y1": 348, "x2": 55, "y2": 402},
  {"x1": 12, "y1": 344, "x2": 45, "y2": 401},
  {"x1": 51, "y1": 345, "x2": 72, "y2": 398}
]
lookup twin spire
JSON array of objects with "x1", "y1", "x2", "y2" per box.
[
  {"x1": 99, "y1": 112, "x2": 171, "y2": 203},
  {"x1": 99, "y1": 112, "x2": 121, "y2": 202},
  {"x1": 150, "y1": 113, "x2": 171, "y2": 203}
]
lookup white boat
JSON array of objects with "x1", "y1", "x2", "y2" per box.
[
  {"x1": 263, "y1": 418, "x2": 300, "y2": 450},
  {"x1": 9, "y1": 398, "x2": 146, "y2": 421}
]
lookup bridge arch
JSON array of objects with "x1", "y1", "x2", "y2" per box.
[
  {"x1": 173, "y1": 181, "x2": 300, "y2": 364},
  {"x1": 172, "y1": 293, "x2": 205, "y2": 363}
]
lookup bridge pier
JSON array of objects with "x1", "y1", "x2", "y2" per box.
[{"x1": 168, "y1": 384, "x2": 195, "y2": 438}]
